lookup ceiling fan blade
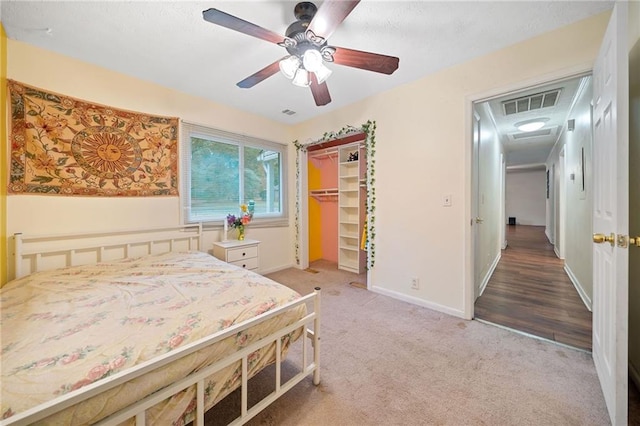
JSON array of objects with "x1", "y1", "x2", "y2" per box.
[
  {"x1": 307, "y1": 0, "x2": 360, "y2": 40},
  {"x1": 332, "y1": 47, "x2": 399, "y2": 75},
  {"x1": 237, "y1": 59, "x2": 284, "y2": 89},
  {"x1": 310, "y1": 73, "x2": 331, "y2": 106},
  {"x1": 203, "y1": 8, "x2": 285, "y2": 45}
]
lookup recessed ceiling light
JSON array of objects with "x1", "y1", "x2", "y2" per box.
[
  {"x1": 517, "y1": 122, "x2": 545, "y2": 132},
  {"x1": 515, "y1": 118, "x2": 549, "y2": 132}
]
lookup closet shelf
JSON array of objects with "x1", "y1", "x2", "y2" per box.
[
  {"x1": 340, "y1": 233, "x2": 359, "y2": 239},
  {"x1": 309, "y1": 148, "x2": 338, "y2": 169},
  {"x1": 309, "y1": 149, "x2": 338, "y2": 161},
  {"x1": 309, "y1": 188, "x2": 338, "y2": 201}
]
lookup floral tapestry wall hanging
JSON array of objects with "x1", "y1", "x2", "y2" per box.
[{"x1": 8, "y1": 80, "x2": 179, "y2": 196}]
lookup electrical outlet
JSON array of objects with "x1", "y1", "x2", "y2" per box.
[{"x1": 411, "y1": 277, "x2": 419, "y2": 290}]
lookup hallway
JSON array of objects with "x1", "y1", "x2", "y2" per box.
[{"x1": 474, "y1": 224, "x2": 592, "y2": 351}]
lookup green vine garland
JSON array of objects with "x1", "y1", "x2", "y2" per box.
[
  {"x1": 293, "y1": 120, "x2": 376, "y2": 269},
  {"x1": 293, "y1": 139, "x2": 304, "y2": 266},
  {"x1": 362, "y1": 120, "x2": 376, "y2": 270}
]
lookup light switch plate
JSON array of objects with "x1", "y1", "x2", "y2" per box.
[{"x1": 443, "y1": 194, "x2": 452, "y2": 207}]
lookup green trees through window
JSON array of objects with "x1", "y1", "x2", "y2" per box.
[{"x1": 184, "y1": 126, "x2": 285, "y2": 223}]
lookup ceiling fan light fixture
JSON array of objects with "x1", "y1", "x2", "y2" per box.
[
  {"x1": 203, "y1": 1, "x2": 399, "y2": 106},
  {"x1": 279, "y1": 56, "x2": 301, "y2": 80},
  {"x1": 314, "y1": 63, "x2": 332, "y2": 84},
  {"x1": 320, "y1": 46, "x2": 336, "y2": 62},
  {"x1": 302, "y1": 48, "x2": 323, "y2": 73},
  {"x1": 292, "y1": 68, "x2": 311, "y2": 87}
]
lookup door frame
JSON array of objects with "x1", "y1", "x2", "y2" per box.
[
  {"x1": 500, "y1": 153, "x2": 506, "y2": 250},
  {"x1": 472, "y1": 110, "x2": 482, "y2": 300},
  {"x1": 463, "y1": 65, "x2": 593, "y2": 319},
  {"x1": 296, "y1": 129, "x2": 371, "y2": 282}
]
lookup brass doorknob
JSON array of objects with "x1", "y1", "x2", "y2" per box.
[
  {"x1": 614, "y1": 234, "x2": 640, "y2": 248},
  {"x1": 593, "y1": 233, "x2": 615, "y2": 246}
]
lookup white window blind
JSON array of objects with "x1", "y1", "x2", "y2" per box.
[{"x1": 180, "y1": 121, "x2": 288, "y2": 226}]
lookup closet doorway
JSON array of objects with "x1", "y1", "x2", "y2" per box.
[{"x1": 300, "y1": 132, "x2": 368, "y2": 287}]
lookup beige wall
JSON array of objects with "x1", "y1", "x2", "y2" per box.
[
  {"x1": 5, "y1": 40, "x2": 297, "y2": 276},
  {"x1": 547, "y1": 77, "x2": 593, "y2": 308},
  {"x1": 4, "y1": 11, "x2": 611, "y2": 317},
  {"x1": 293, "y1": 12, "x2": 610, "y2": 317},
  {"x1": 628, "y1": 0, "x2": 640, "y2": 387},
  {"x1": 506, "y1": 169, "x2": 547, "y2": 226},
  {"x1": 1, "y1": 24, "x2": 7, "y2": 286}
]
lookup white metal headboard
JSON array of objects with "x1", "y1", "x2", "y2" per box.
[{"x1": 12, "y1": 224, "x2": 202, "y2": 280}]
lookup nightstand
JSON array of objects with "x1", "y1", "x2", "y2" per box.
[{"x1": 212, "y1": 239, "x2": 260, "y2": 272}]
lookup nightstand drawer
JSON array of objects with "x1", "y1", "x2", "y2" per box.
[
  {"x1": 212, "y1": 239, "x2": 261, "y2": 274},
  {"x1": 227, "y1": 246, "x2": 258, "y2": 262},
  {"x1": 229, "y1": 257, "x2": 258, "y2": 270}
]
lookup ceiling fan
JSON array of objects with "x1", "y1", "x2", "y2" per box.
[{"x1": 202, "y1": 1, "x2": 400, "y2": 107}]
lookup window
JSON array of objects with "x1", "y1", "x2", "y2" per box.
[{"x1": 181, "y1": 122, "x2": 287, "y2": 225}]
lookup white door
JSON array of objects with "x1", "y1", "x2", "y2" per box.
[
  {"x1": 591, "y1": 3, "x2": 629, "y2": 425},
  {"x1": 557, "y1": 148, "x2": 566, "y2": 259}
]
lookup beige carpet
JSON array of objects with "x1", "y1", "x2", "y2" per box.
[{"x1": 204, "y1": 260, "x2": 637, "y2": 425}]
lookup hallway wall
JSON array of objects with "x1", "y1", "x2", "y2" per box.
[
  {"x1": 547, "y1": 77, "x2": 594, "y2": 308},
  {"x1": 505, "y1": 169, "x2": 546, "y2": 226}
]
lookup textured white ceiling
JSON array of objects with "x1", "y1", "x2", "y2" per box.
[{"x1": 1, "y1": 1, "x2": 612, "y2": 125}]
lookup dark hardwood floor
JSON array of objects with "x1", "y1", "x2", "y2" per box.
[{"x1": 474, "y1": 224, "x2": 592, "y2": 351}]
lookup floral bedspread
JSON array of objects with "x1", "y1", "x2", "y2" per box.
[{"x1": 0, "y1": 251, "x2": 305, "y2": 424}]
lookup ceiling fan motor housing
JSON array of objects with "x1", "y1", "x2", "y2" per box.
[
  {"x1": 285, "y1": 2, "x2": 327, "y2": 58},
  {"x1": 293, "y1": 2, "x2": 317, "y2": 21}
]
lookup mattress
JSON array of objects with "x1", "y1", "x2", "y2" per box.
[{"x1": 0, "y1": 251, "x2": 305, "y2": 424}]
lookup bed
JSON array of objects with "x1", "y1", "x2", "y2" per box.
[{"x1": 1, "y1": 225, "x2": 321, "y2": 425}]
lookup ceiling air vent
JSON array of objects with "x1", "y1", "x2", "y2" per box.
[
  {"x1": 512, "y1": 128, "x2": 553, "y2": 139},
  {"x1": 281, "y1": 109, "x2": 296, "y2": 116},
  {"x1": 502, "y1": 89, "x2": 561, "y2": 116}
]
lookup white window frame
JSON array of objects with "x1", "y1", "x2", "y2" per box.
[{"x1": 180, "y1": 121, "x2": 288, "y2": 227}]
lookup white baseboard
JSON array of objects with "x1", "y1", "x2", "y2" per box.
[
  {"x1": 370, "y1": 285, "x2": 465, "y2": 319},
  {"x1": 554, "y1": 246, "x2": 563, "y2": 259},
  {"x1": 479, "y1": 252, "x2": 501, "y2": 297},
  {"x1": 564, "y1": 264, "x2": 592, "y2": 311},
  {"x1": 260, "y1": 263, "x2": 296, "y2": 275},
  {"x1": 630, "y1": 360, "x2": 640, "y2": 390}
]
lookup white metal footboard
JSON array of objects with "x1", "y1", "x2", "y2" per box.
[{"x1": 2, "y1": 288, "x2": 321, "y2": 426}]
